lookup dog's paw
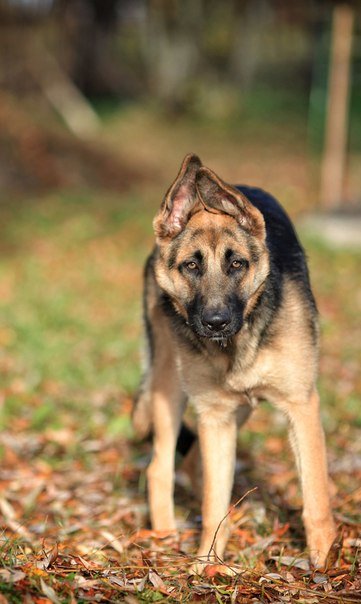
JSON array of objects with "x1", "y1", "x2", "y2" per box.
[
  {"x1": 189, "y1": 560, "x2": 238, "y2": 577},
  {"x1": 310, "y1": 531, "x2": 342, "y2": 570},
  {"x1": 189, "y1": 561, "x2": 207, "y2": 576}
]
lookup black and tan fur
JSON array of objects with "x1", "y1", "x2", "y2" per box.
[{"x1": 133, "y1": 154, "x2": 335, "y2": 571}]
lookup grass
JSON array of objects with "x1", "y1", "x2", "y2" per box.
[
  {"x1": 0, "y1": 191, "x2": 153, "y2": 405},
  {"x1": 0, "y1": 108, "x2": 360, "y2": 601}
]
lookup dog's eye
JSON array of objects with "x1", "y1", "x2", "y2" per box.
[
  {"x1": 231, "y1": 259, "x2": 245, "y2": 269},
  {"x1": 186, "y1": 261, "x2": 198, "y2": 270}
]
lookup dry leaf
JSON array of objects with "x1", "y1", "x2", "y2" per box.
[
  {"x1": 148, "y1": 569, "x2": 167, "y2": 591},
  {"x1": 344, "y1": 537, "x2": 361, "y2": 547},
  {"x1": 100, "y1": 530, "x2": 124, "y2": 554},
  {"x1": 0, "y1": 497, "x2": 34, "y2": 542},
  {"x1": 108, "y1": 576, "x2": 137, "y2": 592},
  {"x1": 204, "y1": 564, "x2": 237, "y2": 578},
  {"x1": 36, "y1": 543, "x2": 59, "y2": 570},
  {"x1": 0, "y1": 569, "x2": 26, "y2": 583},
  {"x1": 40, "y1": 578, "x2": 62, "y2": 604},
  {"x1": 261, "y1": 572, "x2": 284, "y2": 582},
  {"x1": 313, "y1": 573, "x2": 328, "y2": 584},
  {"x1": 270, "y1": 556, "x2": 310, "y2": 571},
  {"x1": 241, "y1": 535, "x2": 276, "y2": 556}
]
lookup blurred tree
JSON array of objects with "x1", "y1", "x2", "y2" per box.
[
  {"x1": 229, "y1": 0, "x2": 271, "y2": 93},
  {"x1": 54, "y1": 0, "x2": 123, "y2": 97},
  {"x1": 139, "y1": 0, "x2": 202, "y2": 113},
  {"x1": 0, "y1": 0, "x2": 359, "y2": 128}
]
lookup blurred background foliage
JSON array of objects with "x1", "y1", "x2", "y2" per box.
[
  {"x1": 0, "y1": 0, "x2": 360, "y2": 438},
  {"x1": 0, "y1": 0, "x2": 360, "y2": 195}
]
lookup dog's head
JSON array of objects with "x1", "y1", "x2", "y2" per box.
[{"x1": 153, "y1": 154, "x2": 270, "y2": 341}]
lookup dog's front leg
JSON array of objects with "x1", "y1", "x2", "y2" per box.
[
  {"x1": 147, "y1": 369, "x2": 184, "y2": 532},
  {"x1": 281, "y1": 388, "x2": 336, "y2": 567},
  {"x1": 195, "y1": 406, "x2": 237, "y2": 569}
]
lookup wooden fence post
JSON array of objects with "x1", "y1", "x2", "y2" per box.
[{"x1": 319, "y1": 4, "x2": 354, "y2": 209}]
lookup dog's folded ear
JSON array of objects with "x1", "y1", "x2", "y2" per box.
[
  {"x1": 196, "y1": 167, "x2": 265, "y2": 239},
  {"x1": 154, "y1": 153, "x2": 202, "y2": 239}
]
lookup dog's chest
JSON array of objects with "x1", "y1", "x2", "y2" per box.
[
  {"x1": 224, "y1": 355, "x2": 270, "y2": 395},
  {"x1": 178, "y1": 341, "x2": 274, "y2": 405},
  {"x1": 217, "y1": 339, "x2": 279, "y2": 401}
]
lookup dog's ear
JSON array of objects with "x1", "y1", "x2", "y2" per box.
[
  {"x1": 196, "y1": 167, "x2": 265, "y2": 239},
  {"x1": 154, "y1": 154, "x2": 202, "y2": 239}
]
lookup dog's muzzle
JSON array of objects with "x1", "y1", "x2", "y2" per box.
[{"x1": 201, "y1": 307, "x2": 231, "y2": 333}]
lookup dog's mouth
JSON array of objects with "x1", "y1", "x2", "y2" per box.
[
  {"x1": 208, "y1": 334, "x2": 232, "y2": 348},
  {"x1": 189, "y1": 321, "x2": 241, "y2": 342},
  {"x1": 207, "y1": 330, "x2": 233, "y2": 340}
]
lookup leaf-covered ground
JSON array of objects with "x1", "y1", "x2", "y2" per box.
[{"x1": 0, "y1": 109, "x2": 360, "y2": 602}]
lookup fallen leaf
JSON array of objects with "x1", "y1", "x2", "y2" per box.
[
  {"x1": 40, "y1": 578, "x2": 61, "y2": 604},
  {"x1": 148, "y1": 568, "x2": 167, "y2": 590},
  {"x1": 0, "y1": 569, "x2": 26, "y2": 583},
  {"x1": 313, "y1": 573, "x2": 328, "y2": 584},
  {"x1": 108, "y1": 576, "x2": 138, "y2": 592},
  {"x1": 0, "y1": 497, "x2": 34, "y2": 542},
  {"x1": 100, "y1": 530, "x2": 124, "y2": 554},
  {"x1": 241, "y1": 535, "x2": 276, "y2": 556},
  {"x1": 37, "y1": 543, "x2": 59, "y2": 570},
  {"x1": 270, "y1": 556, "x2": 310, "y2": 571},
  {"x1": 261, "y1": 572, "x2": 284, "y2": 582},
  {"x1": 344, "y1": 537, "x2": 361, "y2": 547},
  {"x1": 324, "y1": 532, "x2": 343, "y2": 569},
  {"x1": 204, "y1": 564, "x2": 237, "y2": 578}
]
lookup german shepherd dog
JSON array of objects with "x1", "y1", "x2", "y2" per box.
[{"x1": 133, "y1": 154, "x2": 336, "y2": 571}]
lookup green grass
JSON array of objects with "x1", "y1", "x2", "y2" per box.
[{"x1": 0, "y1": 190, "x2": 156, "y2": 435}]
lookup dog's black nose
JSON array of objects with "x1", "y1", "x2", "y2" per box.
[{"x1": 202, "y1": 308, "x2": 231, "y2": 331}]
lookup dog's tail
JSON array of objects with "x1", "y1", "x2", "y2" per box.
[
  {"x1": 132, "y1": 387, "x2": 153, "y2": 439},
  {"x1": 132, "y1": 388, "x2": 196, "y2": 457}
]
